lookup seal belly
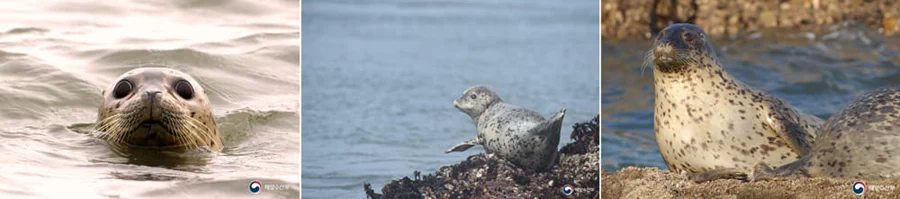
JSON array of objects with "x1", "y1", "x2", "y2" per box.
[{"x1": 655, "y1": 78, "x2": 801, "y2": 173}]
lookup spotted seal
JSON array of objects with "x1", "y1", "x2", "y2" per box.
[
  {"x1": 749, "y1": 86, "x2": 900, "y2": 181},
  {"x1": 647, "y1": 23, "x2": 824, "y2": 181},
  {"x1": 445, "y1": 85, "x2": 566, "y2": 171},
  {"x1": 93, "y1": 67, "x2": 222, "y2": 151}
]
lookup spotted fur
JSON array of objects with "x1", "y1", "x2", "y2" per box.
[
  {"x1": 445, "y1": 85, "x2": 565, "y2": 171},
  {"x1": 649, "y1": 24, "x2": 823, "y2": 175},
  {"x1": 752, "y1": 86, "x2": 900, "y2": 180}
]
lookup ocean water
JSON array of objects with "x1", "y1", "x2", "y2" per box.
[
  {"x1": 0, "y1": 1, "x2": 300, "y2": 198},
  {"x1": 301, "y1": 0, "x2": 599, "y2": 198},
  {"x1": 602, "y1": 23, "x2": 900, "y2": 171}
]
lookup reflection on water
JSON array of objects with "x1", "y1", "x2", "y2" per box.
[
  {"x1": 0, "y1": 1, "x2": 299, "y2": 198},
  {"x1": 602, "y1": 23, "x2": 900, "y2": 171},
  {"x1": 302, "y1": 0, "x2": 599, "y2": 198}
]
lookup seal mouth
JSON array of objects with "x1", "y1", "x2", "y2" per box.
[
  {"x1": 121, "y1": 119, "x2": 182, "y2": 148},
  {"x1": 138, "y1": 120, "x2": 168, "y2": 134},
  {"x1": 646, "y1": 41, "x2": 697, "y2": 74},
  {"x1": 650, "y1": 45, "x2": 680, "y2": 69}
]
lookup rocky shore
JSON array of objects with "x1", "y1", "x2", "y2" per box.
[
  {"x1": 603, "y1": 167, "x2": 900, "y2": 198},
  {"x1": 364, "y1": 115, "x2": 600, "y2": 199},
  {"x1": 602, "y1": 0, "x2": 900, "y2": 40}
]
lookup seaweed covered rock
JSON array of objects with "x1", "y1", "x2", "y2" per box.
[{"x1": 365, "y1": 115, "x2": 600, "y2": 199}]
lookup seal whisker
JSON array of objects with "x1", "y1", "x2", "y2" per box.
[{"x1": 640, "y1": 49, "x2": 654, "y2": 76}]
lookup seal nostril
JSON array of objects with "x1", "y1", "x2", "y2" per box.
[{"x1": 146, "y1": 91, "x2": 161, "y2": 98}]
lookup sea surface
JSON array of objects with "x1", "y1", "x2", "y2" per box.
[
  {"x1": 602, "y1": 23, "x2": 900, "y2": 171},
  {"x1": 0, "y1": 1, "x2": 299, "y2": 198},
  {"x1": 301, "y1": 0, "x2": 599, "y2": 198}
]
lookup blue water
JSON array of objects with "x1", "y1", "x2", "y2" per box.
[
  {"x1": 602, "y1": 24, "x2": 900, "y2": 171},
  {"x1": 301, "y1": 0, "x2": 599, "y2": 198}
]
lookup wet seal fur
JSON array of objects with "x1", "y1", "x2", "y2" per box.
[
  {"x1": 749, "y1": 86, "x2": 900, "y2": 181},
  {"x1": 646, "y1": 24, "x2": 824, "y2": 181},
  {"x1": 94, "y1": 67, "x2": 222, "y2": 151},
  {"x1": 445, "y1": 85, "x2": 566, "y2": 171}
]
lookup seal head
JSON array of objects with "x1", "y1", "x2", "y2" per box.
[
  {"x1": 453, "y1": 86, "x2": 502, "y2": 120},
  {"x1": 94, "y1": 67, "x2": 222, "y2": 151},
  {"x1": 650, "y1": 23, "x2": 716, "y2": 74}
]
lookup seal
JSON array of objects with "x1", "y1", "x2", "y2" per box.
[
  {"x1": 749, "y1": 86, "x2": 900, "y2": 181},
  {"x1": 93, "y1": 67, "x2": 222, "y2": 151},
  {"x1": 647, "y1": 23, "x2": 824, "y2": 181},
  {"x1": 445, "y1": 85, "x2": 566, "y2": 171}
]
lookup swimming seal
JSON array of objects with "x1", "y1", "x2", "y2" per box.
[
  {"x1": 445, "y1": 85, "x2": 566, "y2": 171},
  {"x1": 94, "y1": 67, "x2": 222, "y2": 151},
  {"x1": 750, "y1": 85, "x2": 900, "y2": 181},
  {"x1": 647, "y1": 23, "x2": 824, "y2": 181}
]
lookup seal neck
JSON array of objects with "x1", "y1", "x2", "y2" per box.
[{"x1": 653, "y1": 58, "x2": 735, "y2": 86}]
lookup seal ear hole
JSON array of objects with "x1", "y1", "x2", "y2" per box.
[
  {"x1": 175, "y1": 80, "x2": 194, "y2": 100},
  {"x1": 113, "y1": 80, "x2": 132, "y2": 99}
]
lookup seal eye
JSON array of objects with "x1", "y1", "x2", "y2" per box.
[
  {"x1": 175, "y1": 80, "x2": 194, "y2": 100},
  {"x1": 683, "y1": 32, "x2": 695, "y2": 43},
  {"x1": 113, "y1": 80, "x2": 132, "y2": 99},
  {"x1": 469, "y1": 94, "x2": 477, "y2": 99}
]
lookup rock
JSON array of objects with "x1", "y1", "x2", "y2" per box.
[
  {"x1": 364, "y1": 115, "x2": 600, "y2": 199},
  {"x1": 603, "y1": 167, "x2": 900, "y2": 198},
  {"x1": 602, "y1": 0, "x2": 900, "y2": 40}
]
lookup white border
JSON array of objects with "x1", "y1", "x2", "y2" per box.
[{"x1": 297, "y1": 0, "x2": 303, "y2": 198}]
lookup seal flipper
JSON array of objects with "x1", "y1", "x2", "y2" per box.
[
  {"x1": 528, "y1": 108, "x2": 566, "y2": 136},
  {"x1": 445, "y1": 137, "x2": 483, "y2": 153},
  {"x1": 749, "y1": 158, "x2": 810, "y2": 181},
  {"x1": 691, "y1": 168, "x2": 747, "y2": 183},
  {"x1": 760, "y1": 97, "x2": 820, "y2": 157}
]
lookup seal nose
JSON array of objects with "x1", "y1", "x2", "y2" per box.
[{"x1": 146, "y1": 91, "x2": 162, "y2": 120}]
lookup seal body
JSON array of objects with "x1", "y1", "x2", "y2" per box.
[
  {"x1": 94, "y1": 67, "x2": 222, "y2": 151},
  {"x1": 445, "y1": 86, "x2": 566, "y2": 171},
  {"x1": 650, "y1": 24, "x2": 823, "y2": 175},
  {"x1": 752, "y1": 86, "x2": 900, "y2": 180}
]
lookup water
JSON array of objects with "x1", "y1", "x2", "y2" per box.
[
  {"x1": 0, "y1": 1, "x2": 299, "y2": 198},
  {"x1": 602, "y1": 23, "x2": 900, "y2": 171},
  {"x1": 301, "y1": 0, "x2": 599, "y2": 198}
]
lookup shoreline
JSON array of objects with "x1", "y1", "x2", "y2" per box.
[
  {"x1": 603, "y1": 167, "x2": 900, "y2": 198},
  {"x1": 602, "y1": 0, "x2": 900, "y2": 40},
  {"x1": 364, "y1": 115, "x2": 600, "y2": 198}
]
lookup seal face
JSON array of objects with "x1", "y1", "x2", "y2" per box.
[
  {"x1": 650, "y1": 24, "x2": 716, "y2": 74},
  {"x1": 751, "y1": 86, "x2": 900, "y2": 180},
  {"x1": 94, "y1": 67, "x2": 222, "y2": 151},
  {"x1": 445, "y1": 85, "x2": 566, "y2": 171},
  {"x1": 649, "y1": 24, "x2": 823, "y2": 176}
]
